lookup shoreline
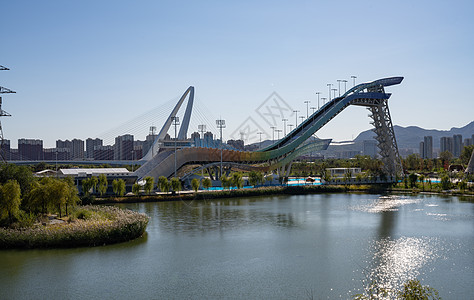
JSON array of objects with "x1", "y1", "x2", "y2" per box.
[{"x1": 91, "y1": 184, "x2": 473, "y2": 204}]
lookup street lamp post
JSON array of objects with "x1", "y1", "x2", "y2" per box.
[
  {"x1": 288, "y1": 124, "x2": 294, "y2": 132},
  {"x1": 342, "y1": 80, "x2": 348, "y2": 93},
  {"x1": 257, "y1": 132, "x2": 263, "y2": 149},
  {"x1": 216, "y1": 118, "x2": 226, "y2": 179},
  {"x1": 321, "y1": 97, "x2": 327, "y2": 106},
  {"x1": 304, "y1": 100, "x2": 310, "y2": 118},
  {"x1": 172, "y1": 116, "x2": 180, "y2": 178},
  {"x1": 275, "y1": 129, "x2": 282, "y2": 144},
  {"x1": 315, "y1": 92, "x2": 321, "y2": 110},
  {"x1": 299, "y1": 116, "x2": 305, "y2": 125},
  {"x1": 327, "y1": 83, "x2": 333, "y2": 101},
  {"x1": 198, "y1": 124, "x2": 206, "y2": 147},
  {"x1": 351, "y1": 75, "x2": 357, "y2": 86},
  {"x1": 332, "y1": 88, "x2": 337, "y2": 99},
  {"x1": 282, "y1": 118, "x2": 288, "y2": 136},
  {"x1": 337, "y1": 80, "x2": 342, "y2": 96},
  {"x1": 270, "y1": 126, "x2": 276, "y2": 143},
  {"x1": 293, "y1": 110, "x2": 299, "y2": 126},
  {"x1": 310, "y1": 106, "x2": 316, "y2": 115}
]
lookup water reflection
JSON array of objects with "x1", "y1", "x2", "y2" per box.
[
  {"x1": 365, "y1": 236, "x2": 440, "y2": 298},
  {"x1": 152, "y1": 198, "x2": 300, "y2": 234}
]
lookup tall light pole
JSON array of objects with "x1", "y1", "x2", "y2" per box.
[
  {"x1": 310, "y1": 106, "x2": 317, "y2": 115},
  {"x1": 198, "y1": 124, "x2": 206, "y2": 147},
  {"x1": 275, "y1": 129, "x2": 282, "y2": 145},
  {"x1": 342, "y1": 80, "x2": 348, "y2": 93},
  {"x1": 172, "y1": 116, "x2": 180, "y2": 178},
  {"x1": 315, "y1": 92, "x2": 321, "y2": 110},
  {"x1": 332, "y1": 88, "x2": 337, "y2": 100},
  {"x1": 257, "y1": 132, "x2": 263, "y2": 149},
  {"x1": 216, "y1": 118, "x2": 226, "y2": 178},
  {"x1": 337, "y1": 80, "x2": 342, "y2": 96},
  {"x1": 321, "y1": 97, "x2": 327, "y2": 106},
  {"x1": 304, "y1": 100, "x2": 310, "y2": 118},
  {"x1": 270, "y1": 126, "x2": 276, "y2": 143},
  {"x1": 351, "y1": 75, "x2": 357, "y2": 87},
  {"x1": 299, "y1": 116, "x2": 305, "y2": 125},
  {"x1": 327, "y1": 83, "x2": 333, "y2": 101},
  {"x1": 282, "y1": 118, "x2": 288, "y2": 136},
  {"x1": 293, "y1": 110, "x2": 299, "y2": 126},
  {"x1": 288, "y1": 124, "x2": 294, "y2": 132}
]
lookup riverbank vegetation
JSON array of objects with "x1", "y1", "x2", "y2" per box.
[
  {"x1": 0, "y1": 205, "x2": 148, "y2": 249},
  {"x1": 0, "y1": 164, "x2": 148, "y2": 248}
]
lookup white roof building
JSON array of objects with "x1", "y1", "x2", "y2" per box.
[{"x1": 59, "y1": 168, "x2": 131, "y2": 177}]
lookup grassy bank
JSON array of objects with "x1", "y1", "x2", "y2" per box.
[{"x1": 0, "y1": 206, "x2": 149, "y2": 249}]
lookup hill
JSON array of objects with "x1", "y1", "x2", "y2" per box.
[{"x1": 354, "y1": 121, "x2": 474, "y2": 149}]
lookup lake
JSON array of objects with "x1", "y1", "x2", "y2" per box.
[{"x1": 0, "y1": 193, "x2": 472, "y2": 299}]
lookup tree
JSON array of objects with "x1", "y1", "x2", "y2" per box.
[
  {"x1": 405, "y1": 154, "x2": 421, "y2": 171},
  {"x1": 132, "y1": 183, "x2": 140, "y2": 196},
  {"x1": 0, "y1": 180, "x2": 21, "y2": 224},
  {"x1": 248, "y1": 171, "x2": 264, "y2": 187},
  {"x1": 459, "y1": 180, "x2": 467, "y2": 192},
  {"x1": 144, "y1": 176, "x2": 154, "y2": 195},
  {"x1": 460, "y1": 145, "x2": 474, "y2": 165},
  {"x1": 202, "y1": 178, "x2": 212, "y2": 190},
  {"x1": 97, "y1": 174, "x2": 108, "y2": 196},
  {"x1": 408, "y1": 173, "x2": 418, "y2": 188},
  {"x1": 157, "y1": 176, "x2": 168, "y2": 193},
  {"x1": 90, "y1": 176, "x2": 99, "y2": 194},
  {"x1": 439, "y1": 151, "x2": 453, "y2": 167},
  {"x1": 220, "y1": 175, "x2": 229, "y2": 189},
  {"x1": 0, "y1": 164, "x2": 35, "y2": 197},
  {"x1": 112, "y1": 179, "x2": 119, "y2": 196},
  {"x1": 418, "y1": 174, "x2": 425, "y2": 192},
  {"x1": 112, "y1": 179, "x2": 126, "y2": 196},
  {"x1": 396, "y1": 279, "x2": 441, "y2": 300},
  {"x1": 171, "y1": 177, "x2": 181, "y2": 193},
  {"x1": 117, "y1": 179, "x2": 126, "y2": 196},
  {"x1": 82, "y1": 178, "x2": 93, "y2": 196},
  {"x1": 440, "y1": 174, "x2": 451, "y2": 190},
  {"x1": 231, "y1": 173, "x2": 243, "y2": 188},
  {"x1": 191, "y1": 178, "x2": 200, "y2": 193},
  {"x1": 63, "y1": 177, "x2": 79, "y2": 216}
]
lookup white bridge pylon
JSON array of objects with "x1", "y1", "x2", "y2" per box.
[{"x1": 141, "y1": 86, "x2": 195, "y2": 161}]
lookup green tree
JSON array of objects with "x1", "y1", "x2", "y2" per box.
[
  {"x1": 90, "y1": 176, "x2": 99, "y2": 194},
  {"x1": 0, "y1": 180, "x2": 22, "y2": 224},
  {"x1": 82, "y1": 178, "x2": 93, "y2": 196},
  {"x1": 132, "y1": 183, "x2": 140, "y2": 196},
  {"x1": 191, "y1": 178, "x2": 200, "y2": 193},
  {"x1": 63, "y1": 177, "x2": 79, "y2": 216},
  {"x1": 439, "y1": 151, "x2": 453, "y2": 166},
  {"x1": 408, "y1": 173, "x2": 418, "y2": 188},
  {"x1": 220, "y1": 175, "x2": 229, "y2": 189},
  {"x1": 48, "y1": 179, "x2": 68, "y2": 218},
  {"x1": 117, "y1": 179, "x2": 126, "y2": 196},
  {"x1": 418, "y1": 174, "x2": 425, "y2": 192},
  {"x1": 440, "y1": 174, "x2": 451, "y2": 190},
  {"x1": 112, "y1": 179, "x2": 119, "y2": 196},
  {"x1": 202, "y1": 178, "x2": 212, "y2": 190},
  {"x1": 460, "y1": 145, "x2": 474, "y2": 165},
  {"x1": 0, "y1": 164, "x2": 35, "y2": 198},
  {"x1": 396, "y1": 279, "x2": 441, "y2": 300},
  {"x1": 458, "y1": 179, "x2": 467, "y2": 192},
  {"x1": 248, "y1": 171, "x2": 259, "y2": 186},
  {"x1": 231, "y1": 172, "x2": 243, "y2": 188},
  {"x1": 405, "y1": 154, "x2": 421, "y2": 171},
  {"x1": 171, "y1": 177, "x2": 181, "y2": 193},
  {"x1": 157, "y1": 176, "x2": 169, "y2": 193},
  {"x1": 144, "y1": 176, "x2": 154, "y2": 195},
  {"x1": 97, "y1": 174, "x2": 108, "y2": 196}
]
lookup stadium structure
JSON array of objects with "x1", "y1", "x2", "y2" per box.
[{"x1": 134, "y1": 77, "x2": 404, "y2": 182}]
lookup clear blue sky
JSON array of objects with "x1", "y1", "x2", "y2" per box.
[{"x1": 1, "y1": 0, "x2": 473, "y2": 148}]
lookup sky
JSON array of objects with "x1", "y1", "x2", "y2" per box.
[{"x1": 1, "y1": 0, "x2": 473, "y2": 148}]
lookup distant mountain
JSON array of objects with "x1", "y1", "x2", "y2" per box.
[{"x1": 354, "y1": 121, "x2": 474, "y2": 149}]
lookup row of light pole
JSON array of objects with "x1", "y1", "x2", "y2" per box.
[{"x1": 265, "y1": 75, "x2": 358, "y2": 147}]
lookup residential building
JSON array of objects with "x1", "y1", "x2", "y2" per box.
[
  {"x1": 86, "y1": 138, "x2": 103, "y2": 159},
  {"x1": 18, "y1": 138, "x2": 43, "y2": 160},
  {"x1": 453, "y1": 134, "x2": 462, "y2": 158},
  {"x1": 363, "y1": 140, "x2": 377, "y2": 158}
]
